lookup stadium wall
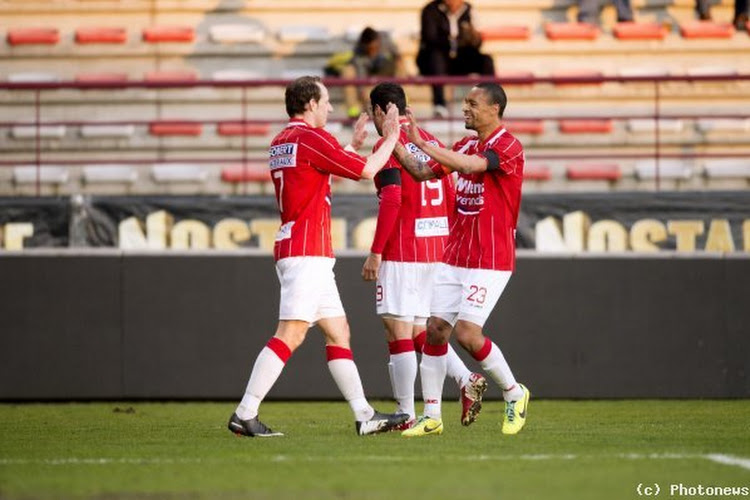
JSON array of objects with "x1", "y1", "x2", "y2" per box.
[{"x1": 0, "y1": 252, "x2": 747, "y2": 400}]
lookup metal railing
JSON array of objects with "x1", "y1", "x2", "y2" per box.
[{"x1": 1, "y1": 73, "x2": 749, "y2": 195}]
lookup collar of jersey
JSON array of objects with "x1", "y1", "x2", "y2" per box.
[
  {"x1": 287, "y1": 118, "x2": 313, "y2": 128},
  {"x1": 479, "y1": 125, "x2": 507, "y2": 147}
]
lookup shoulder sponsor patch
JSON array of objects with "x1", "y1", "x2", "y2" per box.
[
  {"x1": 405, "y1": 140, "x2": 439, "y2": 163},
  {"x1": 269, "y1": 143, "x2": 297, "y2": 169}
]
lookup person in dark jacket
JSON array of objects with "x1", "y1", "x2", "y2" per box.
[{"x1": 416, "y1": 0, "x2": 494, "y2": 117}]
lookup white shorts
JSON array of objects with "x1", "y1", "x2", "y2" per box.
[
  {"x1": 376, "y1": 261, "x2": 436, "y2": 324},
  {"x1": 430, "y1": 262, "x2": 512, "y2": 327},
  {"x1": 276, "y1": 256, "x2": 345, "y2": 324}
]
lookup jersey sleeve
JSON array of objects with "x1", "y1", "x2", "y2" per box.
[
  {"x1": 299, "y1": 127, "x2": 367, "y2": 180},
  {"x1": 370, "y1": 167, "x2": 402, "y2": 254},
  {"x1": 484, "y1": 136, "x2": 525, "y2": 176}
]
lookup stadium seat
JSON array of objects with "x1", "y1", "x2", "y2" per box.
[
  {"x1": 220, "y1": 164, "x2": 271, "y2": 183},
  {"x1": 75, "y1": 72, "x2": 128, "y2": 82},
  {"x1": 550, "y1": 70, "x2": 603, "y2": 86},
  {"x1": 503, "y1": 119, "x2": 545, "y2": 135},
  {"x1": 281, "y1": 68, "x2": 324, "y2": 79},
  {"x1": 13, "y1": 165, "x2": 68, "y2": 184},
  {"x1": 142, "y1": 26, "x2": 195, "y2": 43},
  {"x1": 149, "y1": 121, "x2": 202, "y2": 136},
  {"x1": 685, "y1": 66, "x2": 737, "y2": 77},
  {"x1": 144, "y1": 70, "x2": 198, "y2": 82},
  {"x1": 209, "y1": 24, "x2": 265, "y2": 43},
  {"x1": 7, "y1": 28, "x2": 60, "y2": 45},
  {"x1": 544, "y1": 23, "x2": 600, "y2": 40},
  {"x1": 211, "y1": 69, "x2": 264, "y2": 81},
  {"x1": 613, "y1": 22, "x2": 666, "y2": 40},
  {"x1": 523, "y1": 165, "x2": 551, "y2": 181},
  {"x1": 559, "y1": 119, "x2": 613, "y2": 134},
  {"x1": 617, "y1": 67, "x2": 670, "y2": 79},
  {"x1": 11, "y1": 125, "x2": 66, "y2": 139},
  {"x1": 80, "y1": 125, "x2": 135, "y2": 138},
  {"x1": 277, "y1": 25, "x2": 331, "y2": 43},
  {"x1": 7, "y1": 72, "x2": 59, "y2": 82},
  {"x1": 82, "y1": 165, "x2": 138, "y2": 184},
  {"x1": 634, "y1": 160, "x2": 693, "y2": 180},
  {"x1": 703, "y1": 159, "x2": 750, "y2": 178},
  {"x1": 679, "y1": 22, "x2": 734, "y2": 38},
  {"x1": 627, "y1": 119, "x2": 685, "y2": 133},
  {"x1": 696, "y1": 118, "x2": 750, "y2": 133},
  {"x1": 480, "y1": 25, "x2": 530, "y2": 41},
  {"x1": 566, "y1": 164, "x2": 621, "y2": 181},
  {"x1": 217, "y1": 122, "x2": 271, "y2": 136},
  {"x1": 151, "y1": 164, "x2": 208, "y2": 183},
  {"x1": 75, "y1": 27, "x2": 127, "y2": 44}
]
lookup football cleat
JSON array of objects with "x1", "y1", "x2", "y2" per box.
[
  {"x1": 502, "y1": 384, "x2": 530, "y2": 435},
  {"x1": 393, "y1": 418, "x2": 416, "y2": 432},
  {"x1": 460, "y1": 372, "x2": 488, "y2": 426},
  {"x1": 227, "y1": 413, "x2": 284, "y2": 437},
  {"x1": 401, "y1": 416, "x2": 443, "y2": 437},
  {"x1": 356, "y1": 410, "x2": 410, "y2": 436}
]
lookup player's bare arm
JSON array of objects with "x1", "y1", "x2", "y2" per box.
[
  {"x1": 392, "y1": 142, "x2": 436, "y2": 181},
  {"x1": 360, "y1": 103, "x2": 400, "y2": 180},
  {"x1": 361, "y1": 253, "x2": 382, "y2": 281},
  {"x1": 404, "y1": 109, "x2": 490, "y2": 175}
]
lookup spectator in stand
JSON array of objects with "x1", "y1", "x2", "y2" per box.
[
  {"x1": 324, "y1": 27, "x2": 406, "y2": 119},
  {"x1": 695, "y1": 0, "x2": 748, "y2": 29},
  {"x1": 416, "y1": 0, "x2": 495, "y2": 118},
  {"x1": 577, "y1": 0, "x2": 634, "y2": 24}
]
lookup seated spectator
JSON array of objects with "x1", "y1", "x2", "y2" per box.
[
  {"x1": 416, "y1": 0, "x2": 495, "y2": 118},
  {"x1": 577, "y1": 0, "x2": 634, "y2": 24},
  {"x1": 695, "y1": 0, "x2": 748, "y2": 29},
  {"x1": 324, "y1": 27, "x2": 405, "y2": 118}
]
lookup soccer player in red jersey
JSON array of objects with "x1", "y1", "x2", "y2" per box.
[
  {"x1": 228, "y1": 76, "x2": 408, "y2": 437},
  {"x1": 393, "y1": 82, "x2": 531, "y2": 437},
  {"x1": 362, "y1": 82, "x2": 488, "y2": 429}
]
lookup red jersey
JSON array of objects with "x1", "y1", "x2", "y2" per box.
[
  {"x1": 269, "y1": 119, "x2": 367, "y2": 260},
  {"x1": 438, "y1": 126, "x2": 524, "y2": 271},
  {"x1": 371, "y1": 124, "x2": 455, "y2": 263}
]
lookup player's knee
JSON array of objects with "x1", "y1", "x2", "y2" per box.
[
  {"x1": 453, "y1": 321, "x2": 483, "y2": 350},
  {"x1": 425, "y1": 317, "x2": 451, "y2": 344}
]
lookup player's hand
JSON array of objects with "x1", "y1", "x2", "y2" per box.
[
  {"x1": 382, "y1": 102, "x2": 399, "y2": 138},
  {"x1": 404, "y1": 107, "x2": 425, "y2": 148},
  {"x1": 361, "y1": 253, "x2": 382, "y2": 281},
  {"x1": 350, "y1": 113, "x2": 369, "y2": 150}
]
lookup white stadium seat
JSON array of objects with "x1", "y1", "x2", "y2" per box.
[
  {"x1": 209, "y1": 24, "x2": 266, "y2": 44},
  {"x1": 703, "y1": 159, "x2": 750, "y2": 178},
  {"x1": 627, "y1": 119, "x2": 685, "y2": 133},
  {"x1": 277, "y1": 25, "x2": 331, "y2": 43},
  {"x1": 11, "y1": 125, "x2": 66, "y2": 139},
  {"x1": 696, "y1": 119, "x2": 750, "y2": 133},
  {"x1": 151, "y1": 164, "x2": 208, "y2": 183},
  {"x1": 80, "y1": 125, "x2": 135, "y2": 138},
  {"x1": 7, "y1": 72, "x2": 60, "y2": 82},
  {"x1": 634, "y1": 159, "x2": 693, "y2": 180},
  {"x1": 13, "y1": 165, "x2": 69, "y2": 184},
  {"x1": 83, "y1": 165, "x2": 138, "y2": 184},
  {"x1": 211, "y1": 69, "x2": 264, "y2": 81}
]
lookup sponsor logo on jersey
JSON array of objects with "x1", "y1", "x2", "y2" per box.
[
  {"x1": 275, "y1": 221, "x2": 294, "y2": 241},
  {"x1": 415, "y1": 216, "x2": 449, "y2": 237},
  {"x1": 269, "y1": 143, "x2": 297, "y2": 169},
  {"x1": 456, "y1": 176, "x2": 484, "y2": 214},
  {"x1": 405, "y1": 140, "x2": 439, "y2": 163}
]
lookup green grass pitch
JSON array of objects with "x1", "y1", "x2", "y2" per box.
[{"x1": 1, "y1": 400, "x2": 748, "y2": 499}]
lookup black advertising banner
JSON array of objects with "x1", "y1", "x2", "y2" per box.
[
  {"x1": 0, "y1": 192, "x2": 748, "y2": 253},
  {"x1": 0, "y1": 197, "x2": 70, "y2": 249}
]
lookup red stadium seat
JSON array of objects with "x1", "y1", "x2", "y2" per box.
[
  {"x1": 523, "y1": 165, "x2": 551, "y2": 181},
  {"x1": 221, "y1": 164, "x2": 271, "y2": 183},
  {"x1": 566, "y1": 164, "x2": 622, "y2": 181},
  {"x1": 142, "y1": 26, "x2": 195, "y2": 43},
  {"x1": 550, "y1": 70, "x2": 603, "y2": 86},
  {"x1": 75, "y1": 72, "x2": 128, "y2": 82},
  {"x1": 613, "y1": 22, "x2": 667, "y2": 40},
  {"x1": 480, "y1": 25, "x2": 531, "y2": 41},
  {"x1": 503, "y1": 120, "x2": 545, "y2": 135},
  {"x1": 544, "y1": 23, "x2": 600, "y2": 40},
  {"x1": 144, "y1": 70, "x2": 198, "y2": 82},
  {"x1": 75, "y1": 27, "x2": 127, "y2": 44},
  {"x1": 217, "y1": 122, "x2": 272, "y2": 136},
  {"x1": 149, "y1": 121, "x2": 202, "y2": 136},
  {"x1": 679, "y1": 21, "x2": 734, "y2": 38},
  {"x1": 7, "y1": 28, "x2": 60, "y2": 45},
  {"x1": 559, "y1": 119, "x2": 613, "y2": 133}
]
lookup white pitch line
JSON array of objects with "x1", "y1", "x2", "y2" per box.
[
  {"x1": 705, "y1": 454, "x2": 750, "y2": 471},
  {"x1": 1, "y1": 453, "x2": 748, "y2": 469}
]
